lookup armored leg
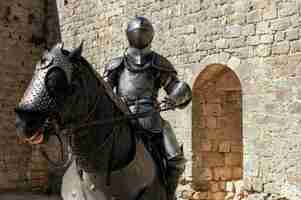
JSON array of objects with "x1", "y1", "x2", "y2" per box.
[{"x1": 162, "y1": 120, "x2": 186, "y2": 200}]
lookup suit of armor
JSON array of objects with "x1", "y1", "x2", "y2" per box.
[{"x1": 103, "y1": 17, "x2": 192, "y2": 200}]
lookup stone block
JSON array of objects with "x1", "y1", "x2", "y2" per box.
[
  {"x1": 209, "y1": 181, "x2": 220, "y2": 192},
  {"x1": 205, "y1": 116, "x2": 217, "y2": 129},
  {"x1": 290, "y1": 40, "x2": 301, "y2": 53},
  {"x1": 286, "y1": 28, "x2": 299, "y2": 41},
  {"x1": 213, "y1": 167, "x2": 232, "y2": 181},
  {"x1": 279, "y1": 2, "x2": 297, "y2": 17},
  {"x1": 271, "y1": 17, "x2": 291, "y2": 31},
  {"x1": 229, "y1": 37, "x2": 245, "y2": 48},
  {"x1": 216, "y1": 39, "x2": 228, "y2": 49},
  {"x1": 260, "y1": 34, "x2": 274, "y2": 44},
  {"x1": 218, "y1": 181, "x2": 226, "y2": 191},
  {"x1": 232, "y1": 167, "x2": 243, "y2": 180},
  {"x1": 203, "y1": 103, "x2": 222, "y2": 117},
  {"x1": 247, "y1": 10, "x2": 262, "y2": 24},
  {"x1": 225, "y1": 153, "x2": 242, "y2": 166},
  {"x1": 256, "y1": 44, "x2": 271, "y2": 57},
  {"x1": 224, "y1": 25, "x2": 242, "y2": 38},
  {"x1": 264, "y1": 182, "x2": 281, "y2": 194},
  {"x1": 227, "y1": 13, "x2": 246, "y2": 25},
  {"x1": 275, "y1": 31, "x2": 285, "y2": 41},
  {"x1": 227, "y1": 57, "x2": 241, "y2": 70},
  {"x1": 256, "y1": 21, "x2": 270, "y2": 34},
  {"x1": 247, "y1": 35, "x2": 260, "y2": 46},
  {"x1": 200, "y1": 140, "x2": 212, "y2": 152},
  {"x1": 272, "y1": 41, "x2": 290, "y2": 55},
  {"x1": 230, "y1": 46, "x2": 254, "y2": 58},
  {"x1": 219, "y1": 141, "x2": 231, "y2": 153},
  {"x1": 202, "y1": 152, "x2": 225, "y2": 167},
  {"x1": 241, "y1": 24, "x2": 255, "y2": 36},
  {"x1": 211, "y1": 191, "x2": 226, "y2": 200},
  {"x1": 263, "y1": 5, "x2": 277, "y2": 20},
  {"x1": 230, "y1": 142, "x2": 243, "y2": 153},
  {"x1": 199, "y1": 168, "x2": 214, "y2": 181}
]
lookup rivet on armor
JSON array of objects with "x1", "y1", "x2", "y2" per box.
[{"x1": 89, "y1": 184, "x2": 95, "y2": 191}]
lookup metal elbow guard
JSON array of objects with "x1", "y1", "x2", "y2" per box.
[{"x1": 168, "y1": 81, "x2": 192, "y2": 109}]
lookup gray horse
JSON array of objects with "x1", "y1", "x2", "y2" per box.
[{"x1": 15, "y1": 43, "x2": 170, "y2": 200}]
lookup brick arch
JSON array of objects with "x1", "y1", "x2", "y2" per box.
[{"x1": 191, "y1": 63, "x2": 242, "y2": 200}]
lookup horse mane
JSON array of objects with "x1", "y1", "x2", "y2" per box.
[{"x1": 61, "y1": 49, "x2": 129, "y2": 115}]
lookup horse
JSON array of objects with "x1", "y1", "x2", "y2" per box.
[{"x1": 14, "y1": 43, "x2": 170, "y2": 200}]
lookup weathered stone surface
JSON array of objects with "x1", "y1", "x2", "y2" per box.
[
  {"x1": 256, "y1": 21, "x2": 271, "y2": 34},
  {"x1": 242, "y1": 24, "x2": 255, "y2": 36},
  {"x1": 272, "y1": 41, "x2": 290, "y2": 55},
  {"x1": 271, "y1": 17, "x2": 291, "y2": 31},
  {"x1": 286, "y1": 29, "x2": 299, "y2": 41},
  {"x1": 0, "y1": 0, "x2": 61, "y2": 192},
  {"x1": 224, "y1": 25, "x2": 242, "y2": 38},
  {"x1": 260, "y1": 34, "x2": 274, "y2": 44},
  {"x1": 256, "y1": 44, "x2": 271, "y2": 57},
  {"x1": 246, "y1": 10, "x2": 262, "y2": 24},
  {"x1": 2, "y1": 1, "x2": 301, "y2": 200}
]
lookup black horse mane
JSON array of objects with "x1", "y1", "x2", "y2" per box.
[{"x1": 60, "y1": 48, "x2": 128, "y2": 115}]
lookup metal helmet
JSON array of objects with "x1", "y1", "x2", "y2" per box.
[{"x1": 126, "y1": 16, "x2": 154, "y2": 49}]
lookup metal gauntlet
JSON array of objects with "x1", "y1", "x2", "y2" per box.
[{"x1": 165, "y1": 80, "x2": 192, "y2": 109}]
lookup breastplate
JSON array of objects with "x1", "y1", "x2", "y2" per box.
[{"x1": 117, "y1": 66, "x2": 158, "y2": 100}]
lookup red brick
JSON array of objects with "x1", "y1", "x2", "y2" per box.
[
  {"x1": 202, "y1": 152, "x2": 225, "y2": 167},
  {"x1": 232, "y1": 167, "x2": 243, "y2": 180},
  {"x1": 200, "y1": 140, "x2": 212, "y2": 152},
  {"x1": 225, "y1": 153, "x2": 243, "y2": 167},
  {"x1": 209, "y1": 181, "x2": 220, "y2": 192},
  {"x1": 231, "y1": 142, "x2": 243, "y2": 153},
  {"x1": 219, "y1": 141, "x2": 231, "y2": 152},
  {"x1": 206, "y1": 116, "x2": 218, "y2": 128},
  {"x1": 203, "y1": 103, "x2": 222, "y2": 116},
  {"x1": 213, "y1": 167, "x2": 232, "y2": 181},
  {"x1": 199, "y1": 168, "x2": 214, "y2": 181},
  {"x1": 211, "y1": 191, "x2": 227, "y2": 200}
]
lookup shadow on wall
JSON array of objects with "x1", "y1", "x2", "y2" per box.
[{"x1": 191, "y1": 64, "x2": 243, "y2": 199}]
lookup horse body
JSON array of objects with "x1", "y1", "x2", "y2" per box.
[
  {"x1": 15, "y1": 44, "x2": 168, "y2": 200},
  {"x1": 62, "y1": 142, "x2": 160, "y2": 200}
]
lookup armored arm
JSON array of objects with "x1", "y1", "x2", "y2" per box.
[
  {"x1": 153, "y1": 53, "x2": 192, "y2": 109},
  {"x1": 103, "y1": 57, "x2": 123, "y2": 88},
  {"x1": 162, "y1": 73, "x2": 192, "y2": 109}
]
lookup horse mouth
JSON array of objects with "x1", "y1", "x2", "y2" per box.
[{"x1": 25, "y1": 128, "x2": 45, "y2": 145}]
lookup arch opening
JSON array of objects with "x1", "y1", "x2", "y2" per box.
[{"x1": 192, "y1": 64, "x2": 243, "y2": 200}]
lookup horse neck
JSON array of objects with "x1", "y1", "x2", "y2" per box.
[{"x1": 69, "y1": 76, "x2": 134, "y2": 174}]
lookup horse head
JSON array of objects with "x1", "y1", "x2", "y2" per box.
[{"x1": 15, "y1": 42, "x2": 99, "y2": 145}]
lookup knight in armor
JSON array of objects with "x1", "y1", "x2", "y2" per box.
[{"x1": 103, "y1": 16, "x2": 192, "y2": 200}]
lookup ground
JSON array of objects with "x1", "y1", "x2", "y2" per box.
[{"x1": 0, "y1": 193, "x2": 61, "y2": 200}]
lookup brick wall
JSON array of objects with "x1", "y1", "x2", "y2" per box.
[
  {"x1": 0, "y1": 0, "x2": 60, "y2": 192},
  {"x1": 192, "y1": 64, "x2": 242, "y2": 200}
]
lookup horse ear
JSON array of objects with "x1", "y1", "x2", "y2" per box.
[{"x1": 69, "y1": 41, "x2": 84, "y2": 60}]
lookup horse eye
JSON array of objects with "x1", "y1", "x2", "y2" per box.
[{"x1": 45, "y1": 67, "x2": 69, "y2": 98}]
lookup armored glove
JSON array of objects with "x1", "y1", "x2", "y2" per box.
[{"x1": 160, "y1": 97, "x2": 177, "y2": 111}]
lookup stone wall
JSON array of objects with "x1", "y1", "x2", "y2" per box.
[
  {"x1": 0, "y1": 0, "x2": 60, "y2": 192},
  {"x1": 48, "y1": 0, "x2": 301, "y2": 199}
]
